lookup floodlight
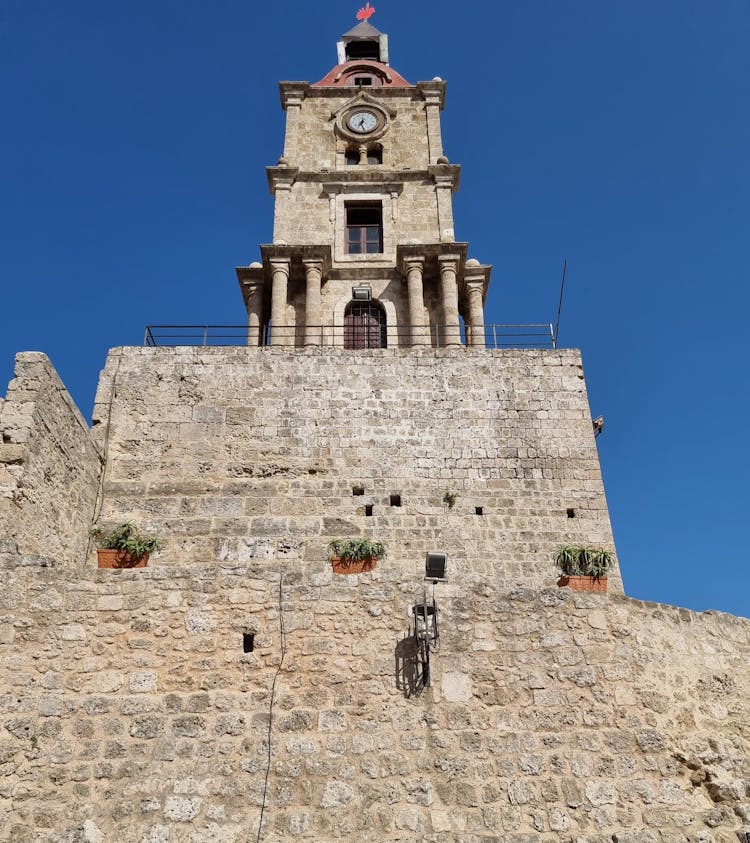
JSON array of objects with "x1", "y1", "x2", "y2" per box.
[
  {"x1": 352, "y1": 285, "x2": 372, "y2": 301},
  {"x1": 425, "y1": 551, "x2": 447, "y2": 582}
]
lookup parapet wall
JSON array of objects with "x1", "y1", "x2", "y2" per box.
[
  {"x1": 1, "y1": 346, "x2": 748, "y2": 842},
  {"x1": 91, "y1": 346, "x2": 620, "y2": 591},
  {"x1": 0, "y1": 353, "x2": 101, "y2": 566},
  {"x1": 0, "y1": 561, "x2": 748, "y2": 842}
]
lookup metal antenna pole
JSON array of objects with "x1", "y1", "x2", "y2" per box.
[{"x1": 553, "y1": 259, "x2": 567, "y2": 349}]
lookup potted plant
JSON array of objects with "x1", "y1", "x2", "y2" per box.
[
  {"x1": 554, "y1": 545, "x2": 613, "y2": 593},
  {"x1": 92, "y1": 522, "x2": 161, "y2": 569},
  {"x1": 328, "y1": 538, "x2": 386, "y2": 575}
]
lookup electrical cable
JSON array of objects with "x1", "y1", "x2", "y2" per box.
[{"x1": 256, "y1": 572, "x2": 286, "y2": 843}]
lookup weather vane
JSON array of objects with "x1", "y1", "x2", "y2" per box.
[{"x1": 356, "y1": 3, "x2": 376, "y2": 21}]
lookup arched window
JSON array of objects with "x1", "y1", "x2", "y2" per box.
[
  {"x1": 344, "y1": 70, "x2": 384, "y2": 87},
  {"x1": 367, "y1": 144, "x2": 383, "y2": 165},
  {"x1": 345, "y1": 146, "x2": 360, "y2": 166},
  {"x1": 344, "y1": 301, "x2": 387, "y2": 349}
]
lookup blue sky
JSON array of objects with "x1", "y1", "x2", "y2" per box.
[{"x1": 2, "y1": 1, "x2": 749, "y2": 616}]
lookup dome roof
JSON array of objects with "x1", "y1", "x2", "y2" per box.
[{"x1": 313, "y1": 60, "x2": 411, "y2": 88}]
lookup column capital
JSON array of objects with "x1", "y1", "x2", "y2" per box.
[
  {"x1": 438, "y1": 253, "x2": 461, "y2": 272},
  {"x1": 465, "y1": 278, "x2": 485, "y2": 298},
  {"x1": 269, "y1": 257, "x2": 291, "y2": 277},
  {"x1": 302, "y1": 258, "x2": 325, "y2": 273},
  {"x1": 460, "y1": 262, "x2": 492, "y2": 302},
  {"x1": 400, "y1": 255, "x2": 425, "y2": 275}
]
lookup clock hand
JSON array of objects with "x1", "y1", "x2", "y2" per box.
[{"x1": 358, "y1": 118, "x2": 366, "y2": 129}]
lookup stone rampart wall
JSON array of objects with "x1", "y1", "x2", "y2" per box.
[
  {"x1": 0, "y1": 353, "x2": 101, "y2": 566},
  {"x1": 1, "y1": 560, "x2": 748, "y2": 842},
  {"x1": 90, "y1": 347, "x2": 620, "y2": 592}
]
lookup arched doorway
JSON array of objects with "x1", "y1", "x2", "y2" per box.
[{"x1": 344, "y1": 301, "x2": 387, "y2": 350}]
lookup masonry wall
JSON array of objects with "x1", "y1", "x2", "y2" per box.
[
  {"x1": 0, "y1": 353, "x2": 101, "y2": 567},
  {"x1": 2, "y1": 347, "x2": 749, "y2": 842},
  {"x1": 291, "y1": 92, "x2": 432, "y2": 172},
  {"x1": 274, "y1": 179, "x2": 442, "y2": 258},
  {"x1": 1, "y1": 556, "x2": 749, "y2": 843},
  {"x1": 90, "y1": 346, "x2": 621, "y2": 593},
  {"x1": 274, "y1": 89, "x2": 445, "y2": 251}
]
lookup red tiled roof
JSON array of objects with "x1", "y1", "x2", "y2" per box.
[{"x1": 312, "y1": 61, "x2": 412, "y2": 88}]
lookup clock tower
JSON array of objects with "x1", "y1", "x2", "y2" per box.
[{"x1": 236, "y1": 15, "x2": 491, "y2": 350}]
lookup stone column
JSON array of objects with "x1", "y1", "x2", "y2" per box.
[
  {"x1": 434, "y1": 175, "x2": 456, "y2": 243},
  {"x1": 272, "y1": 182, "x2": 293, "y2": 244},
  {"x1": 245, "y1": 280, "x2": 264, "y2": 347},
  {"x1": 269, "y1": 258, "x2": 290, "y2": 347},
  {"x1": 423, "y1": 92, "x2": 444, "y2": 164},
  {"x1": 303, "y1": 259, "x2": 324, "y2": 347},
  {"x1": 403, "y1": 257, "x2": 428, "y2": 347},
  {"x1": 281, "y1": 90, "x2": 304, "y2": 161},
  {"x1": 465, "y1": 279, "x2": 486, "y2": 349},
  {"x1": 438, "y1": 255, "x2": 462, "y2": 347}
]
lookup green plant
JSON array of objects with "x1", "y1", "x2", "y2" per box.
[
  {"x1": 328, "y1": 538, "x2": 387, "y2": 561},
  {"x1": 554, "y1": 545, "x2": 613, "y2": 580},
  {"x1": 91, "y1": 522, "x2": 162, "y2": 559},
  {"x1": 443, "y1": 492, "x2": 459, "y2": 509}
]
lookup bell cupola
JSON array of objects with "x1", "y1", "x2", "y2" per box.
[{"x1": 337, "y1": 5, "x2": 389, "y2": 64}]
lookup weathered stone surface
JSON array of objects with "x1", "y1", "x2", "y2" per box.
[
  {"x1": 0, "y1": 563, "x2": 747, "y2": 841},
  {"x1": 87, "y1": 346, "x2": 622, "y2": 595},
  {"x1": 1, "y1": 22, "x2": 748, "y2": 843},
  {"x1": 0, "y1": 353, "x2": 101, "y2": 567}
]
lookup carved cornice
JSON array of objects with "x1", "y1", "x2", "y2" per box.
[
  {"x1": 416, "y1": 80, "x2": 447, "y2": 109},
  {"x1": 278, "y1": 82, "x2": 310, "y2": 109},
  {"x1": 259, "y1": 244, "x2": 332, "y2": 281},
  {"x1": 429, "y1": 164, "x2": 461, "y2": 192},
  {"x1": 296, "y1": 170, "x2": 423, "y2": 186},
  {"x1": 266, "y1": 166, "x2": 299, "y2": 195}
]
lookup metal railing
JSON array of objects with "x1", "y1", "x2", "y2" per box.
[{"x1": 143, "y1": 323, "x2": 556, "y2": 349}]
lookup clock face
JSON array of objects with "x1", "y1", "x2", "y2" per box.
[{"x1": 348, "y1": 110, "x2": 379, "y2": 134}]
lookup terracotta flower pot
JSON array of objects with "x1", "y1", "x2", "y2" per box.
[
  {"x1": 330, "y1": 556, "x2": 377, "y2": 575},
  {"x1": 557, "y1": 574, "x2": 607, "y2": 593},
  {"x1": 97, "y1": 549, "x2": 150, "y2": 569}
]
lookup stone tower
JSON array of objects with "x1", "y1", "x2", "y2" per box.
[
  {"x1": 2, "y1": 14, "x2": 749, "y2": 843},
  {"x1": 237, "y1": 16, "x2": 490, "y2": 352},
  {"x1": 82, "y1": 15, "x2": 620, "y2": 592}
]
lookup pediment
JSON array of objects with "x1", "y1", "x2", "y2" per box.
[{"x1": 330, "y1": 91, "x2": 397, "y2": 122}]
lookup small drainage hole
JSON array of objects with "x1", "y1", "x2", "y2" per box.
[
  {"x1": 352, "y1": 486, "x2": 365, "y2": 496},
  {"x1": 390, "y1": 494, "x2": 401, "y2": 507},
  {"x1": 475, "y1": 507, "x2": 483, "y2": 516},
  {"x1": 243, "y1": 633, "x2": 255, "y2": 653},
  {"x1": 365, "y1": 505, "x2": 374, "y2": 517},
  {"x1": 567, "y1": 508, "x2": 576, "y2": 519}
]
